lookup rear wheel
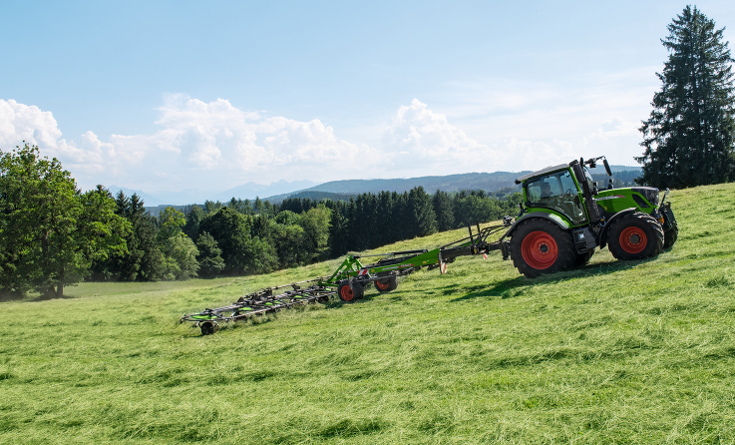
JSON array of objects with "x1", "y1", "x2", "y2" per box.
[
  {"x1": 608, "y1": 212, "x2": 664, "y2": 261},
  {"x1": 510, "y1": 219, "x2": 575, "y2": 278},
  {"x1": 375, "y1": 276, "x2": 398, "y2": 293},
  {"x1": 338, "y1": 282, "x2": 364, "y2": 303}
]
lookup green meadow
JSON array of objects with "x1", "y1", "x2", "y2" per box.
[{"x1": 2, "y1": 183, "x2": 735, "y2": 444}]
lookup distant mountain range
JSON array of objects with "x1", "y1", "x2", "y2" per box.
[{"x1": 108, "y1": 165, "x2": 642, "y2": 213}]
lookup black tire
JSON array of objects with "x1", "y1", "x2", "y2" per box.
[
  {"x1": 375, "y1": 276, "x2": 398, "y2": 293},
  {"x1": 510, "y1": 219, "x2": 576, "y2": 278},
  {"x1": 574, "y1": 250, "x2": 594, "y2": 267},
  {"x1": 338, "y1": 282, "x2": 364, "y2": 303},
  {"x1": 607, "y1": 212, "x2": 664, "y2": 261},
  {"x1": 664, "y1": 226, "x2": 678, "y2": 249},
  {"x1": 200, "y1": 321, "x2": 215, "y2": 336}
]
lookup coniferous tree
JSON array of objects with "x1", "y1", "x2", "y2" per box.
[
  {"x1": 99, "y1": 192, "x2": 163, "y2": 281},
  {"x1": 637, "y1": 6, "x2": 735, "y2": 188},
  {"x1": 183, "y1": 205, "x2": 205, "y2": 240},
  {"x1": 328, "y1": 202, "x2": 350, "y2": 257},
  {"x1": 432, "y1": 190, "x2": 455, "y2": 232},
  {"x1": 406, "y1": 187, "x2": 437, "y2": 238}
]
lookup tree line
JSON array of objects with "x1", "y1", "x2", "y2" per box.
[{"x1": 0, "y1": 143, "x2": 523, "y2": 299}]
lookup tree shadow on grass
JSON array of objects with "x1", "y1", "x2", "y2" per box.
[
  {"x1": 28, "y1": 293, "x2": 75, "y2": 302},
  {"x1": 1, "y1": 290, "x2": 77, "y2": 303},
  {"x1": 450, "y1": 256, "x2": 660, "y2": 302},
  {"x1": 0, "y1": 291, "x2": 24, "y2": 302}
]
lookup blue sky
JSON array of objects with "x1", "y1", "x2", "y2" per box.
[{"x1": 1, "y1": 1, "x2": 734, "y2": 195}]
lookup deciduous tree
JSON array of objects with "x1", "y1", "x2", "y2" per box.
[{"x1": 0, "y1": 144, "x2": 128, "y2": 297}]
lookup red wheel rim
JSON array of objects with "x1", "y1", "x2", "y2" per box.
[
  {"x1": 340, "y1": 286, "x2": 354, "y2": 301},
  {"x1": 521, "y1": 231, "x2": 559, "y2": 270},
  {"x1": 375, "y1": 280, "x2": 389, "y2": 290},
  {"x1": 619, "y1": 227, "x2": 647, "y2": 254}
]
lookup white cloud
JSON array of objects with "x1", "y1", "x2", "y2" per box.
[
  {"x1": 382, "y1": 98, "x2": 484, "y2": 159},
  {"x1": 0, "y1": 99, "x2": 65, "y2": 150},
  {"x1": 379, "y1": 98, "x2": 581, "y2": 175},
  {"x1": 0, "y1": 96, "x2": 374, "y2": 192},
  {"x1": 0, "y1": 95, "x2": 641, "y2": 194}
]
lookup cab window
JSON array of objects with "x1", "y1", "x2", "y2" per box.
[{"x1": 525, "y1": 169, "x2": 586, "y2": 225}]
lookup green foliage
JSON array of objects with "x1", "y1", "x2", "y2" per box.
[
  {"x1": 199, "y1": 207, "x2": 253, "y2": 275},
  {"x1": 638, "y1": 6, "x2": 735, "y2": 188},
  {"x1": 271, "y1": 222, "x2": 306, "y2": 267},
  {"x1": 247, "y1": 236, "x2": 280, "y2": 274},
  {"x1": 453, "y1": 193, "x2": 502, "y2": 227},
  {"x1": 93, "y1": 192, "x2": 164, "y2": 282},
  {"x1": 0, "y1": 144, "x2": 129, "y2": 297},
  {"x1": 2, "y1": 182, "x2": 735, "y2": 443},
  {"x1": 157, "y1": 206, "x2": 186, "y2": 241},
  {"x1": 432, "y1": 190, "x2": 455, "y2": 231},
  {"x1": 228, "y1": 197, "x2": 253, "y2": 215},
  {"x1": 274, "y1": 209, "x2": 300, "y2": 226},
  {"x1": 198, "y1": 208, "x2": 278, "y2": 275},
  {"x1": 183, "y1": 204, "x2": 205, "y2": 240},
  {"x1": 407, "y1": 186, "x2": 437, "y2": 237},
  {"x1": 159, "y1": 233, "x2": 199, "y2": 281},
  {"x1": 195, "y1": 231, "x2": 225, "y2": 278},
  {"x1": 299, "y1": 206, "x2": 331, "y2": 262}
]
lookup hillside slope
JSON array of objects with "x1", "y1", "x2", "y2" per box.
[{"x1": 1, "y1": 182, "x2": 734, "y2": 444}]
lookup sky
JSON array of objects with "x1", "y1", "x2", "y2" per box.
[{"x1": 1, "y1": 1, "x2": 734, "y2": 196}]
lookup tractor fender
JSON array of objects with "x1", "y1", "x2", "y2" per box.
[
  {"x1": 598, "y1": 207, "x2": 636, "y2": 249},
  {"x1": 506, "y1": 212, "x2": 570, "y2": 239}
]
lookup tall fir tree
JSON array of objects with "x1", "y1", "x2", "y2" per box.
[
  {"x1": 432, "y1": 190, "x2": 455, "y2": 232},
  {"x1": 406, "y1": 187, "x2": 437, "y2": 238},
  {"x1": 637, "y1": 6, "x2": 735, "y2": 188}
]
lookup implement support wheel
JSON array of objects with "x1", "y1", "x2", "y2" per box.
[
  {"x1": 375, "y1": 276, "x2": 398, "y2": 293},
  {"x1": 200, "y1": 321, "x2": 215, "y2": 336},
  {"x1": 338, "y1": 282, "x2": 364, "y2": 303}
]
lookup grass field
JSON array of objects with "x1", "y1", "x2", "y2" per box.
[{"x1": 2, "y1": 183, "x2": 735, "y2": 444}]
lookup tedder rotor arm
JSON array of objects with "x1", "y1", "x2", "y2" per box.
[{"x1": 181, "y1": 220, "x2": 514, "y2": 335}]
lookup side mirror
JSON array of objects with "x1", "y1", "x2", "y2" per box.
[{"x1": 603, "y1": 158, "x2": 612, "y2": 176}]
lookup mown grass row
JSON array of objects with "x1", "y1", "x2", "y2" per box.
[{"x1": 1, "y1": 183, "x2": 734, "y2": 444}]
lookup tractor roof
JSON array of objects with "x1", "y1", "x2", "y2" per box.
[{"x1": 515, "y1": 163, "x2": 570, "y2": 184}]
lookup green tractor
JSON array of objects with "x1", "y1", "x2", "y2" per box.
[{"x1": 508, "y1": 156, "x2": 677, "y2": 277}]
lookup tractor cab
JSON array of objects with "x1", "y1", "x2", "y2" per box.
[{"x1": 516, "y1": 156, "x2": 608, "y2": 228}]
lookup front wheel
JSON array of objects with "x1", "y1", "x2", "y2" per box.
[
  {"x1": 664, "y1": 226, "x2": 678, "y2": 249},
  {"x1": 510, "y1": 219, "x2": 576, "y2": 278},
  {"x1": 607, "y1": 212, "x2": 664, "y2": 261}
]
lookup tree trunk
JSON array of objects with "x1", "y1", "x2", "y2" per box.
[{"x1": 57, "y1": 260, "x2": 64, "y2": 297}]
